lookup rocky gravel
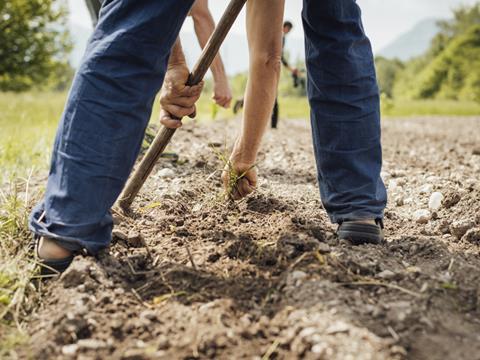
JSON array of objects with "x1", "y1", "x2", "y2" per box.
[{"x1": 23, "y1": 116, "x2": 480, "y2": 360}]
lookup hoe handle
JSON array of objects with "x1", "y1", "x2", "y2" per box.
[{"x1": 118, "y1": 0, "x2": 247, "y2": 210}]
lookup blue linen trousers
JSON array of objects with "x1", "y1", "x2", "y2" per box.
[{"x1": 30, "y1": 0, "x2": 387, "y2": 254}]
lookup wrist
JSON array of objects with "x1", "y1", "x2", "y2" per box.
[{"x1": 231, "y1": 138, "x2": 258, "y2": 164}]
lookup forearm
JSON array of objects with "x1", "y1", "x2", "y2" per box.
[
  {"x1": 234, "y1": 0, "x2": 285, "y2": 163},
  {"x1": 168, "y1": 38, "x2": 187, "y2": 69},
  {"x1": 192, "y1": 9, "x2": 228, "y2": 84}
]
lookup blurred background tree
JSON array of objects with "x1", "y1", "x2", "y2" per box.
[
  {"x1": 391, "y1": 3, "x2": 480, "y2": 102},
  {"x1": 0, "y1": 0, "x2": 72, "y2": 92}
]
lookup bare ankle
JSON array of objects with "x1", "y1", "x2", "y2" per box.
[{"x1": 38, "y1": 237, "x2": 72, "y2": 260}]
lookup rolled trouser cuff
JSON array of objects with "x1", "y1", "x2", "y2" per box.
[{"x1": 29, "y1": 203, "x2": 112, "y2": 255}]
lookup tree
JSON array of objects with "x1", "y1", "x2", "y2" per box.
[
  {"x1": 375, "y1": 57, "x2": 404, "y2": 98},
  {"x1": 0, "y1": 0, "x2": 72, "y2": 91}
]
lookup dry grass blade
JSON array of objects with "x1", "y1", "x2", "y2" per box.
[
  {"x1": 340, "y1": 280, "x2": 423, "y2": 298},
  {"x1": 209, "y1": 144, "x2": 257, "y2": 200}
]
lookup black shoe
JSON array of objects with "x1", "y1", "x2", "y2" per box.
[
  {"x1": 35, "y1": 237, "x2": 75, "y2": 276},
  {"x1": 337, "y1": 219, "x2": 384, "y2": 245}
]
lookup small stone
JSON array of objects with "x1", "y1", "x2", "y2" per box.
[
  {"x1": 390, "y1": 345, "x2": 408, "y2": 356},
  {"x1": 388, "y1": 180, "x2": 399, "y2": 192},
  {"x1": 450, "y1": 220, "x2": 475, "y2": 239},
  {"x1": 325, "y1": 321, "x2": 350, "y2": 335},
  {"x1": 462, "y1": 228, "x2": 480, "y2": 244},
  {"x1": 413, "y1": 209, "x2": 430, "y2": 224},
  {"x1": 377, "y1": 270, "x2": 396, "y2": 280},
  {"x1": 127, "y1": 231, "x2": 144, "y2": 248},
  {"x1": 473, "y1": 148, "x2": 480, "y2": 155},
  {"x1": 395, "y1": 196, "x2": 404, "y2": 207},
  {"x1": 121, "y1": 349, "x2": 148, "y2": 360},
  {"x1": 428, "y1": 192, "x2": 444, "y2": 210},
  {"x1": 77, "y1": 339, "x2": 107, "y2": 350},
  {"x1": 311, "y1": 343, "x2": 328, "y2": 355},
  {"x1": 62, "y1": 344, "x2": 78, "y2": 356},
  {"x1": 112, "y1": 229, "x2": 128, "y2": 241},
  {"x1": 157, "y1": 168, "x2": 175, "y2": 178},
  {"x1": 291, "y1": 270, "x2": 308, "y2": 281},
  {"x1": 317, "y1": 242, "x2": 331, "y2": 254},
  {"x1": 419, "y1": 184, "x2": 434, "y2": 195},
  {"x1": 299, "y1": 327, "x2": 318, "y2": 338},
  {"x1": 140, "y1": 310, "x2": 157, "y2": 322}
]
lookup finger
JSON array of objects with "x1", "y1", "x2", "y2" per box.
[
  {"x1": 215, "y1": 96, "x2": 230, "y2": 109},
  {"x1": 188, "y1": 106, "x2": 197, "y2": 119},
  {"x1": 160, "y1": 118, "x2": 183, "y2": 129},
  {"x1": 223, "y1": 98, "x2": 232, "y2": 109},
  {"x1": 184, "y1": 82, "x2": 204, "y2": 97},
  {"x1": 230, "y1": 186, "x2": 242, "y2": 201},
  {"x1": 163, "y1": 95, "x2": 200, "y2": 108},
  {"x1": 237, "y1": 178, "x2": 253, "y2": 198},
  {"x1": 159, "y1": 111, "x2": 183, "y2": 129},
  {"x1": 162, "y1": 104, "x2": 196, "y2": 119}
]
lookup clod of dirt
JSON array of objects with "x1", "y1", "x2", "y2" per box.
[
  {"x1": 246, "y1": 195, "x2": 289, "y2": 214},
  {"x1": 277, "y1": 233, "x2": 319, "y2": 258},
  {"x1": 127, "y1": 231, "x2": 144, "y2": 248},
  {"x1": 443, "y1": 190, "x2": 462, "y2": 208},
  {"x1": 450, "y1": 219, "x2": 475, "y2": 239},
  {"x1": 462, "y1": 228, "x2": 480, "y2": 244},
  {"x1": 60, "y1": 258, "x2": 94, "y2": 288}
]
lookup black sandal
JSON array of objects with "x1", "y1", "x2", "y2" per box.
[{"x1": 337, "y1": 219, "x2": 384, "y2": 245}]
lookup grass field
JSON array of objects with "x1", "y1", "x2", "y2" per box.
[{"x1": 1, "y1": 91, "x2": 480, "y2": 182}]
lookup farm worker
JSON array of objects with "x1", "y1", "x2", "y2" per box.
[
  {"x1": 85, "y1": 0, "x2": 232, "y2": 108},
  {"x1": 31, "y1": 0, "x2": 386, "y2": 273}
]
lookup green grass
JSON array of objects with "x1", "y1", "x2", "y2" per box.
[
  {"x1": 0, "y1": 180, "x2": 39, "y2": 358},
  {"x1": 382, "y1": 98, "x2": 480, "y2": 117},
  {"x1": 0, "y1": 92, "x2": 67, "y2": 182}
]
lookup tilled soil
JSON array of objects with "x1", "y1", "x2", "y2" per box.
[{"x1": 26, "y1": 117, "x2": 480, "y2": 360}]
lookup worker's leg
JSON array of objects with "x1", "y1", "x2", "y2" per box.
[
  {"x1": 302, "y1": 0, "x2": 387, "y2": 223},
  {"x1": 29, "y1": 0, "x2": 194, "y2": 255}
]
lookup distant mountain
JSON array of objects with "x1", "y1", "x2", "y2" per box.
[
  {"x1": 377, "y1": 18, "x2": 441, "y2": 61},
  {"x1": 68, "y1": 22, "x2": 305, "y2": 75}
]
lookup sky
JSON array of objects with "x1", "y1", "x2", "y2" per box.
[{"x1": 68, "y1": 0, "x2": 479, "y2": 52}]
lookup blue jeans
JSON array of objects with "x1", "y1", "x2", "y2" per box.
[
  {"x1": 303, "y1": 0, "x2": 386, "y2": 223},
  {"x1": 29, "y1": 0, "x2": 386, "y2": 254}
]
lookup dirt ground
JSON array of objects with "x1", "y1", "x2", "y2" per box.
[{"x1": 24, "y1": 116, "x2": 480, "y2": 360}]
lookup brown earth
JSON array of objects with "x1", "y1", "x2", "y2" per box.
[{"x1": 25, "y1": 116, "x2": 480, "y2": 360}]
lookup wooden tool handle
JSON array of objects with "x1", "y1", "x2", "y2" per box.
[{"x1": 118, "y1": 0, "x2": 247, "y2": 210}]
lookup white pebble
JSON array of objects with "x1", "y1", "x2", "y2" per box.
[
  {"x1": 413, "y1": 209, "x2": 431, "y2": 224},
  {"x1": 388, "y1": 180, "x2": 399, "y2": 192},
  {"x1": 428, "y1": 192, "x2": 444, "y2": 210},
  {"x1": 419, "y1": 184, "x2": 433, "y2": 195},
  {"x1": 157, "y1": 168, "x2": 175, "y2": 178}
]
